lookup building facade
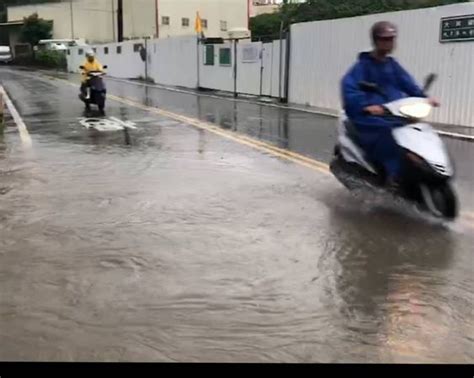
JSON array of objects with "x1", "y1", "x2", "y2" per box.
[{"x1": 7, "y1": 0, "x2": 250, "y2": 44}]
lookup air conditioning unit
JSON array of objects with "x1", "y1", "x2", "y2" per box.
[{"x1": 228, "y1": 28, "x2": 251, "y2": 40}]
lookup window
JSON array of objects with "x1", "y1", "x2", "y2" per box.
[
  {"x1": 134, "y1": 43, "x2": 143, "y2": 53},
  {"x1": 202, "y1": 19, "x2": 208, "y2": 29},
  {"x1": 92, "y1": 47, "x2": 97, "y2": 53},
  {"x1": 220, "y1": 20, "x2": 227, "y2": 32},
  {"x1": 78, "y1": 48, "x2": 84, "y2": 55},
  {"x1": 116, "y1": 45, "x2": 122, "y2": 54},
  {"x1": 182, "y1": 18, "x2": 189, "y2": 27},
  {"x1": 219, "y1": 47, "x2": 231, "y2": 66},
  {"x1": 162, "y1": 16, "x2": 170, "y2": 25},
  {"x1": 104, "y1": 47, "x2": 109, "y2": 55},
  {"x1": 67, "y1": 49, "x2": 71, "y2": 55},
  {"x1": 204, "y1": 45, "x2": 214, "y2": 66}
]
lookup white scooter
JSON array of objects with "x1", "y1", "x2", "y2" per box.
[{"x1": 330, "y1": 74, "x2": 458, "y2": 220}]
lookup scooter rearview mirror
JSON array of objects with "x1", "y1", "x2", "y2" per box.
[{"x1": 423, "y1": 73, "x2": 437, "y2": 93}]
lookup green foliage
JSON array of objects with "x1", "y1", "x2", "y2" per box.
[
  {"x1": 20, "y1": 12, "x2": 53, "y2": 46},
  {"x1": 249, "y1": 13, "x2": 282, "y2": 42},
  {"x1": 35, "y1": 49, "x2": 66, "y2": 69}
]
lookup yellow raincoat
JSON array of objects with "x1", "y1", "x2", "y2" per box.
[{"x1": 81, "y1": 58, "x2": 103, "y2": 83}]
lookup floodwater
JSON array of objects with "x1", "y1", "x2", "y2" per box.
[{"x1": 0, "y1": 67, "x2": 472, "y2": 363}]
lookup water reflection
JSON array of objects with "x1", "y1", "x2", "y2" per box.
[{"x1": 323, "y1": 204, "x2": 461, "y2": 362}]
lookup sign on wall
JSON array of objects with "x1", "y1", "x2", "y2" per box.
[
  {"x1": 440, "y1": 14, "x2": 474, "y2": 43},
  {"x1": 242, "y1": 45, "x2": 260, "y2": 63}
]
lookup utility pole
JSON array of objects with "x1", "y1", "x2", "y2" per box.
[
  {"x1": 69, "y1": 0, "x2": 75, "y2": 39},
  {"x1": 233, "y1": 39, "x2": 238, "y2": 98},
  {"x1": 111, "y1": 0, "x2": 116, "y2": 42},
  {"x1": 117, "y1": 0, "x2": 124, "y2": 42},
  {"x1": 278, "y1": 20, "x2": 283, "y2": 102},
  {"x1": 155, "y1": 0, "x2": 159, "y2": 38}
]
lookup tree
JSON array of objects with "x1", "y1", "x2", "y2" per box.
[
  {"x1": 20, "y1": 12, "x2": 52, "y2": 47},
  {"x1": 249, "y1": 13, "x2": 282, "y2": 42}
]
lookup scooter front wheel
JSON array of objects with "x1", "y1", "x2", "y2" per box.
[
  {"x1": 420, "y1": 183, "x2": 458, "y2": 220},
  {"x1": 97, "y1": 95, "x2": 106, "y2": 115}
]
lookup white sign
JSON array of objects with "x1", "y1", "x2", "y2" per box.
[
  {"x1": 79, "y1": 117, "x2": 137, "y2": 131},
  {"x1": 242, "y1": 44, "x2": 260, "y2": 63}
]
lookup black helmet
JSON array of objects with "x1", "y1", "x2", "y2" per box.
[{"x1": 371, "y1": 21, "x2": 397, "y2": 42}]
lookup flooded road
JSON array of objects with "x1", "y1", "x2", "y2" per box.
[{"x1": 0, "y1": 67, "x2": 473, "y2": 363}]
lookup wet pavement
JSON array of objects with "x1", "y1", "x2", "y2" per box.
[{"x1": 0, "y1": 67, "x2": 473, "y2": 363}]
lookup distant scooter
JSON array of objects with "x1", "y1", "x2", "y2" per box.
[
  {"x1": 79, "y1": 65, "x2": 108, "y2": 115},
  {"x1": 330, "y1": 74, "x2": 458, "y2": 220}
]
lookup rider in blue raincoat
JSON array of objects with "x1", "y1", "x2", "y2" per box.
[{"x1": 341, "y1": 21, "x2": 439, "y2": 187}]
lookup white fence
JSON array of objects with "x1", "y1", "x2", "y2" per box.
[
  {"x1": 68, "y1": 37, "x2": 196, "y2": 85},
  {"x1": 67, "y1": 39, "x2": 146, "y2": 79},
  {"x1": 67, "y1": 36, "x2": 286, "y2": 98},
  {"x1": 148, "y1": 36, "x2": 199, "y2": 89},
  {"x1": 198, "y1": 39, "x2": 286, "y2": 97},
  {"x1": 199, "y1": 41, "x2": 235, "y2": 93},
  {"x1": 289, "y1": 2, "x2": 474, "y2": 127}
]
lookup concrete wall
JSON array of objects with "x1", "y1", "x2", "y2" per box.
[
  {"x1": 92, "y1": 40, "x2": 146, "y2": 79},
  {"x1": 289, "y1": 3, "x2": 474, "y2": 127},
  {"x1": 148, "y1": 36, "x2": 198, "y2": 88},
  {"x1": 6, "y1": 29, "x2": 22, "y2": 55},
  {"x1": 68, "y1": 39, "x2": 146, "y2": 79}
]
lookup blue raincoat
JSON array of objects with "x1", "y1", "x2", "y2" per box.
[{"x1": 341, "y1": 52, "x2": 425, "y2": 178}]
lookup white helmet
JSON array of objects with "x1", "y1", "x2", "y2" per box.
[{"x1": 85, "y1": 49, "x2": 95, "y2": 58}]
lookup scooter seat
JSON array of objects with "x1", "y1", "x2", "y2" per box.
[{"x1": 341, "y1": 119, "x2": 382, "y2": 173}]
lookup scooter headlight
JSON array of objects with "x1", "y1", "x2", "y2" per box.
[{"x1": 399, "y1": 102, "x2": 432, "y2": 119}]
